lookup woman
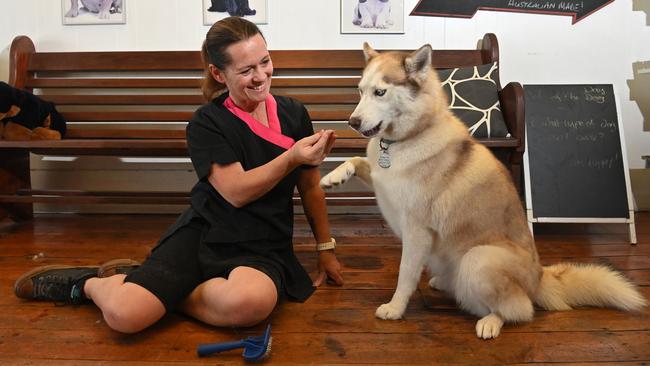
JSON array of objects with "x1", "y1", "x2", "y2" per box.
[{"x1": 14, "y1": 16, "x2": 343, "y2": 334}]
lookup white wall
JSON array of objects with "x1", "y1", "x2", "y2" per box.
[{"x1": 1, "y1": 0, "x2": 649, "y2": 168}]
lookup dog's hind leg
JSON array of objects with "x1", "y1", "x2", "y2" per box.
[
  {"x1": 320, "y1": 156, "x2": 373, "y2": 189},
  {"x1": 456, "y1": 245, "x2": 534, "y2": 339},
  {"x1": 426, "y1": 255, "x2": 449, "y2": 292}
]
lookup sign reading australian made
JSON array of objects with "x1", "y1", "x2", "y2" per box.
[{"x1": 410, "y1": 0, "x2": 614, "y2": 24}]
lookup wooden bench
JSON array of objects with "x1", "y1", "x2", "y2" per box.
[{"x1": 0, "y1": 33, "x2": 524, "y2": 221}]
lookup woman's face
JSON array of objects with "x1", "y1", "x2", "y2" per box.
[{"x1": 210, "y1": 33, "x2": 273, "y2": 111}]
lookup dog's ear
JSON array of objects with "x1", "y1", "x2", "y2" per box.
[
  {"x1": 405, "y1": 44, "x2": 432, "y2": 79},
  {"x1": 363, "y1": 42, "x2": 379, "y2": 62}
]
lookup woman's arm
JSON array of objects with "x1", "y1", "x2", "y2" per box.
[
  {"x1": 298, "y1": 166, "x2": 344, "y2": 286},
  {"x1": 208, "y1": 130, "x2": 333, "y2": 208}
]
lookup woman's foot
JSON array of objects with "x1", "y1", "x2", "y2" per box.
[
  {"x1": 14, "y1": 265, "x2": 98, "y2": 304},
  {"x1": 97, "y1": 258, "x2": 140, "y2": 277}
]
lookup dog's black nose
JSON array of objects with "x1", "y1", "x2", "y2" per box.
[{"x1": 349, "y1": 116, "x2": 362, "y2": 130}]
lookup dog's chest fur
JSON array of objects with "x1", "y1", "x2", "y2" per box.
[{"x1": 366, "y1": 137, "x2": 440, "y2": 237}]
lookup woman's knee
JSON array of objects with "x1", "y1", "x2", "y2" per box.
[
  {"x1": 99, "y1": 285, "x2": 166, "y2": 333},
  {"x1": 222, "y1": 287, "x2": 277, "y2": 327}
]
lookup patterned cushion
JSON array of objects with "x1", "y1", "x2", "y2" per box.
[{"x1": 438, "y1": 62, "x2": 510, "y2": 138}]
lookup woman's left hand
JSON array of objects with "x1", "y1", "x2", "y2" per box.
[{"x1": 313, "y1": 250, "x2": 344, "y2": 287}]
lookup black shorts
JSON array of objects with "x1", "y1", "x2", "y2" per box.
[{"x1": 124, "y1": 218, "x2": 284, "y2": 312}]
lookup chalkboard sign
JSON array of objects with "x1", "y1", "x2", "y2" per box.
[
  {"x1": 524, "y1": 84, "x2": 633, "y2": 221},
  {"x1": 410, "y1": 0, "x2": 614, "y2": 24}
]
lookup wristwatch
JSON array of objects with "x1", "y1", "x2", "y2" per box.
[{"x1": 316, "y1": 238, "x2": 336, "y2": 251}]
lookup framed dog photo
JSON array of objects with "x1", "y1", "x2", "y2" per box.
[
  {"x1": 203, "y1": 0, "x2": 268, "y2": 26},
  {"x1": 340, "y1": 0, "x2": 404, "y2": 34},
  {"x1": 61, "y1": 0, "x2": 126, "y2": 25}
]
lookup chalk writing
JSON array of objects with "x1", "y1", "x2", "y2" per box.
[{"x1": 584, "y1": 86, "x2": 606, "y2": 104}]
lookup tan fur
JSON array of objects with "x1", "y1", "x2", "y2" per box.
[{"x1": 321, "y1": 44, "x2": 646, "y2": 339}]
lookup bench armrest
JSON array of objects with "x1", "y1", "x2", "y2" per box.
[{"x1": 499, "y1": 81, "x2": 525, "y2": 153}]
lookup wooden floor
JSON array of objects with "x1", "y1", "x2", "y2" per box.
[{"x1": 0, "y1": 212, "x2": 649, "y2": 365}]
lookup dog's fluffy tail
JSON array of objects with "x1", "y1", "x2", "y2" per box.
[{"x1": 534, "y1": 263, "x2": 646, "y2": 311}]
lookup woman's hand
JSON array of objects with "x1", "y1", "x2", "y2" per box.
[
  {"x1": 313, "y1": 250, "x2": 344, "y2": 287},
  {"x1": 289, "y1": 130, "x2": 336, "y2": 166}
]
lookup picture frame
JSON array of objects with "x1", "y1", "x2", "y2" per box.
[
  {"x1": 340, "y1": 0, "x2": 404, "y2": 34},
  {"x1": 61, "y1": 0, "x2": 126, "y2": 25},
  {"x1": 203, "y1": 0, "x2": 268, "y2": 26}
]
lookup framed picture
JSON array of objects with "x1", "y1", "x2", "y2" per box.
[
  {"x1": 62, "y1": 0, "x2": 126, "y2": 25},
  {"x1": 340, "y1": 0, "x2": 404, "y2": 34},
  {"x1": 203, "y1": 0, "x2": 268, "y2": 26}
]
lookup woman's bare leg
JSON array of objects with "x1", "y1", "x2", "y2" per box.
[
  {"x1": 179, "y1": 266, "x2": 278, "y2": 327},
  {"x1": 84, "y1": 274, "x2": 166, "y2": 334}
]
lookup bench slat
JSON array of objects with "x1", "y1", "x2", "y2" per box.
[
  {"x1": 63, "y1": 128, "x2": 363, "y2": 139},
  {"x1": 44, "y1": 92, "x2": 360, "y2": 105},
  {"x1": 25, "y1": 77, "x2": 362, "y2": 89},
  {"x1": 28, "y1": 49, "x2": 490, "y2": 72},
  {"x1": 58, "y1": 109, "x2": 355, "y2": 122}
]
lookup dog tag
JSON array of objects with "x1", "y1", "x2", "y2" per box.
[{"x1": 378, "y1": 150, "x2": 391, "y2": 168}]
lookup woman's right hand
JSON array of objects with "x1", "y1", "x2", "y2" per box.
[{"x1": 289, "y1": 130, "x2": 335, "y2": 166}]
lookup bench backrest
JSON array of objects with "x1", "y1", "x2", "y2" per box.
[{"x1": 10, "y1": 34, "x2": 499, "y2": 142}]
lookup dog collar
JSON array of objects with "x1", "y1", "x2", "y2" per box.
[{"x1": 378, "y1": 138, "x2": 396, "y2": 168}]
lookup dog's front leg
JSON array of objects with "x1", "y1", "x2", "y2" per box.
[
  {"x1": 65, "y1": 0, "x2": 80, "y2": 17},
  {"x1": 320, "y1": 156, "x2": 372, "y2": 189},
  {"x1": 376, "y1": 226, "x2": 432, "y2": 319}
]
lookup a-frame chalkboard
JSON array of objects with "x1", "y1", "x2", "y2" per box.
[{"x1": 523, "y1": 84, "x2": 637, "y2": 243}]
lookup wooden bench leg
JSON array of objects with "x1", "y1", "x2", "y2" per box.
[
  {"x1": 0, "y1": 149, "x2": 33, "y2": 221},
  {"x1": 510, "y1": 149, "x2": 524, "y2": 197}
]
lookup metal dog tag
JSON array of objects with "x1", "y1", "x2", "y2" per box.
[{"x1": 378, "y1": 150, "x2": 391, "y2": 168}]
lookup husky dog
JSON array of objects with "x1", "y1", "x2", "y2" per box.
[
  {"x1": 320, "y1": 44, "x2": 646, "y2": 339},
  {"x1": 353, "y1": 0, "x2": 393, "y2": 29},
  {"x1": 65, "y1": 0, "x2": 123, "y2": 19}
]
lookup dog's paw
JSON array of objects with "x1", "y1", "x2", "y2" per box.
[
  {"x1": 475, "y1": 313, "x2": 504, "y2": 339},
  {"x1": 375, "y1": 302, "x2": 404, "y2": 320},
  {"x1": 320, "y1": 161, "x2": 355, "y2": 189},
  {"x1": 360, "y1": 21, "x2": 374, "y2": 28}
]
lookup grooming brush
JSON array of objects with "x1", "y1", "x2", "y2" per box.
[{"x1": 197, "y1": 324, "x2": 272, "y2": 362}]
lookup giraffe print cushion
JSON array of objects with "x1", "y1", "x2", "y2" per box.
[{"x1": 438, "y1": 62, "x2": 510, "y2": 138}]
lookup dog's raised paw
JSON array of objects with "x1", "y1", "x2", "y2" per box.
[
  {"x1": 375, "y1": 303, "x2": 404, "y2": 320},
  {"x1": 320, "y1": 161, "x2": 355, "y2": 188},
  {"x1": 475, "y1": 313, "x2": 504, "y2": 339}
]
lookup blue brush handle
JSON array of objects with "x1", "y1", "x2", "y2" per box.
[{"x1": 197, "y1": 340, "x2": 246, "y2": 357}]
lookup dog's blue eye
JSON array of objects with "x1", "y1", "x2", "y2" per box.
[{"x1": 374, "y1": 89, "x2": 386, "y2": 97}]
